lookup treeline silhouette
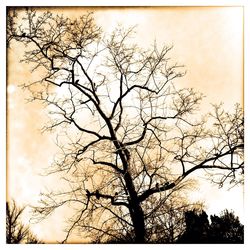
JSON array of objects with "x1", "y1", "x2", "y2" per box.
[
  {"x1": 105, "y1": 209, "x2": 243, "y2": 244},
  {"x1": 6, "y1": 199, "x2": 243, "y2": 244},
  {"x1": 178, "y1": 209, "x2": 243, "y2": 243}
]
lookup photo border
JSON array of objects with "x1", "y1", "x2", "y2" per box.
[{"x1": 1, "y1": 1, "x2": 249, "y2": 249}]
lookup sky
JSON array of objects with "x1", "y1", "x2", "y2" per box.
[{"x1": 7, "y1": 6, "x2": 243, "y2": 243}]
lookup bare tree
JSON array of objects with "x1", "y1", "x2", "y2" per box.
[
  {"x1": 6, "y1": 200, "x2": 42, "y2": 244},
  {"x1": 7, "y1": 8, "x2": 244, "y2": 243}
]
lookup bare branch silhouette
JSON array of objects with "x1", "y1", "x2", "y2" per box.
[{"x1": 6, "y1": 200, "x2": 43, "y2": 244}]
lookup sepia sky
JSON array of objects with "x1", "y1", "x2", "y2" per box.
[{"x1": 7, "y1": 6, "x2": 243, "y2": 242}]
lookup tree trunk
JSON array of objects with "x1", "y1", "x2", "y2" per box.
[
  {"x1": 129, "y1": 202, "x2": 146, "y2": 243},
  {"x1": 112, "y1": 138, "x2": 146, "y2": 242},
  {"x1": 124, "y1": 172, "x2": 146, "y2": 243}
]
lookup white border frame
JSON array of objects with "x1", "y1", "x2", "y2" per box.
[{"x1": 1, "y1": 1, "x2": 249, "y2": 250}]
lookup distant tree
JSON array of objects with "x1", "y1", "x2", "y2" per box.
[
  {"x1": 209, "y1": 209, "x2": 244, "y2": 243},
  {"x1": 6, "y1": 200, "x2": 42, "y2": 244},
  {"x1": 178, "y1": 209, "x2": 244, "y2": 243},
  {"x1": 7, "y1": 8, "x2": 244, "y2": 243},
  {"x1": 177, "y1": 209, "x2": 210, "y2": 243}
]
